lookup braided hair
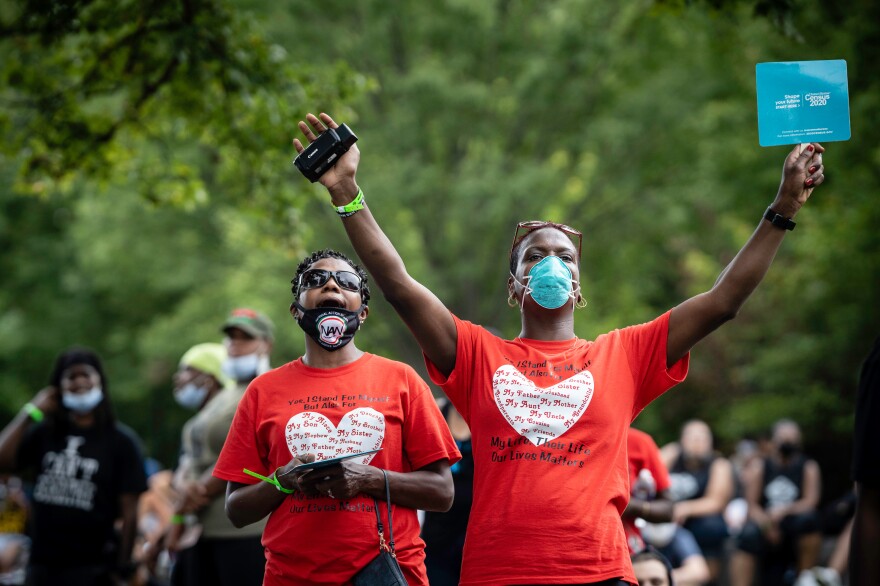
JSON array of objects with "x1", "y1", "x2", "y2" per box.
[{"x1": 290, "y1": 249, "x2": 371, "y2": 305}]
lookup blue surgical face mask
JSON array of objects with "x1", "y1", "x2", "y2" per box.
[
  {"x1": 174, "y1": 383, "x2": 209, "y2": 410},
  {"x1": 62, "y1": 387, "x2": 104, "y2": 414},
  {"x1": 222, "y1": 353, "x2": 270, "y2": 382},
  {"x1": 511, "y1": 256, "x2": 580, "y2": 309}
]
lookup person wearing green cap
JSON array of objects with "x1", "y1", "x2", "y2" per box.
[
  {"x1": 164, "y1": 343, "x2": 267, "y2": 586},
  {"x1": 221, "y1": 308, "x2": 274, "y2": 387}
]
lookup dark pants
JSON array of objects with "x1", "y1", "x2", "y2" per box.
[
  {"x1": 26, "y1": 564, "x2": 114, "y2": 586},
  {"x1": 171, "y1": 535, "x2": 265, "y2": 586},
  {"x1": 685, "y1": 513, "x2": 729, "y2": 558},
  {"x1": 737, "y1": 511, "x2": 821, "y2": 586}
]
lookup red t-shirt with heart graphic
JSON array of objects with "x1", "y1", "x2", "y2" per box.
[
  {"x1": 424, "y1": 311, "x2": 688, "y2": 585},
  {"x1": 214, "y1": 353, "x2": 461, "y2": 586}
]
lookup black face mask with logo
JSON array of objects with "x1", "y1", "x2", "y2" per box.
[{"x1": 293, "y1": 303, "x2": 363, "y2": 352}]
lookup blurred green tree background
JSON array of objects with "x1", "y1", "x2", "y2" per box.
[{"x1": 1, "y1": 0, "x2": 877, "y2": 499}]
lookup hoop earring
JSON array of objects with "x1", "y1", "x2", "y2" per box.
[
  {"x1": 507, "y1": 294, "x2": 518, "y2": 308},
  {"x1": 575, "y1": 297, "x2": 588, "y2": 309}
]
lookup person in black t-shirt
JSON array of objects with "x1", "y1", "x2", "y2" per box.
[
  {"x1": 730, "y1": 419, "x2": 822, "y2": 586},
  {"x1": 0, "y1": 347, "x2": 148, "y2": 586},
  {"x1": 661, "y1": 419, "x2": 734, "y2": 583}
]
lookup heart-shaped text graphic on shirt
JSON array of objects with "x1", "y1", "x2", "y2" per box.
[
  {"x1": 285, "y1": 408, "x2": 384, "y2": 462},
  {"x1": 492, "y1": 365, "x2": 594, "y2": 446}
]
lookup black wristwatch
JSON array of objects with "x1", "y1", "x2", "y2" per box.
[{"x1": 764, "y1": 207, "x2": 796, "y2": 231}]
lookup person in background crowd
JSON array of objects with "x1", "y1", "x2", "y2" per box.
[
  {"x1": 730, "y1": 419, "x2": 822, "y2": 586},
  {"x1": 626, "y1": 428, "x2": 709, "y2": 586},
  {"x1": 624, "y1": 428, "x2": 675, "y2": 553},
  {"x1": 0, "y1": 347, "x2": 147, "y2": 586},
  {"x1": 632, "y1": 548, "x2": 675, "y2": 586},
  {"x1": 421, "y1": 398, "x2": 474, "y2": 586},
  {"x1": 0, "y1": 474, "x2": 30, "y2": 584},
  {"x1": 643, "y1": 525, "x2": 710, "y2": 586},
  {"x1": 851, "y1": 335, "x2": 880, "y2": 586},
  {"x1": 661, "y1": 420, "x2": 734, "y2": 582},
  {"x1": 214, "y1": 249, "x2": 460, "y2": 585},
  {"x1": 135, "y1": 469, "x2": 176, "y2": 586},
  {"x1": 166, "y1": 343, "x2": 266, "y2": 585},
  {"x1": 221, "y1": 308, "x2": 274, "y2": 388}
]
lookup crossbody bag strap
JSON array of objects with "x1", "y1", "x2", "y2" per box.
[
  {"x1": 371, "y1": 469, "x2": 396, "y2": 554},
  {"x1": 383, "y1": 469, "x2": 395, "y2": 552}
]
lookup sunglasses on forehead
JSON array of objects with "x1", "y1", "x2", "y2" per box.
[
  {"x1": 510, "y1": 221, "x2": 582, "y2": 259},
  {"x1": 298, "y1": 269, "x2": 362, "y2": 292}
]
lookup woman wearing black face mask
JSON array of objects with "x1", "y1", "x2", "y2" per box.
[
  {"x1": 0, "y1": 347, "x2": 148, "y2": 586},
  {"x1": 730, "y1": 419, "x2": 823, "y2": 586},
  {"x1": 214, "y1": 249, "x2": 461, "y2": 586}
]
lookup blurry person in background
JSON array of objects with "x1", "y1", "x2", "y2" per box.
[
  {"x1": 0, "y1": 347, "x2": 147, "y2": 586},
  {"x1": 627, "y1": 427, "x2": 709, "y2": 586},
  {"x1": 661, "y1": 420, "x2": 734, "y2": 582},
  {"x1": 624, "y1": 427, "x2": 675, "y2": 553},
  {"x1": 730, "y1": 419, "x2": 822, "y2": 586},
  {"x1": 166, "y1": 343, "x2": 266, "y2": 586},
  {"x1": 421, "y1": 399, "x2": 474, "y2": 586},
  {"x1": 135, "y1": 469, "x2": 176, "y2": 585},
  {"x1": 632, "y1": 548, "x2": 675, "y2": 586},
  {"x1": 0, "y1": 473, "x2": 30, "y2": 584},
  {"x1": 851, "y1": 336, "x2": 880, "y2": 586},
  {"x1": 220, "y1": 308, "x2": 274, "y2": 388}
]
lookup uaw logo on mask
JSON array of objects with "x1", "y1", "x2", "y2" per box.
[
  {"x1": 318, "y1": 314, "x2": 347, "y2": 347},
  {"x1": 295, "y1": 303, "x2": 362, "y2": 352}
]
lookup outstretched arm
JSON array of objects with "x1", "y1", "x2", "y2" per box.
[
  {"x1": 293, "y1": 113, "x2": 458, "y2": 376},
  {"x1": 667, "y1": 143, "x2": 826, "y2": 367}
]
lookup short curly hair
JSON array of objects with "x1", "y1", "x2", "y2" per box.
[{"x1": 290, "y1": 249, "x2": 371, "y2": 305}]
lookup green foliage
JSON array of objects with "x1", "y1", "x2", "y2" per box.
[{"x1": 1, "y1": 0, "x2": 877, "y2": 481}]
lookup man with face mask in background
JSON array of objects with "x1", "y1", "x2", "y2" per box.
[
  {"x1": 221, "y1": 308, "x2": 275, "y2": 388},
  {"x1": 730, "y1": 419, "x2": 822, "y2": 586},
  {"x1": 162, "y1": 343, "x2": 267, "y2": 586}
]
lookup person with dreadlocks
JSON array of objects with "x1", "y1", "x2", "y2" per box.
[
  {"x1": 213, "y1": 249, "x2": 460, "y2": 586},
  {"x1": 292, "y1": 112, "x2": 826, "y2": 585},
  {"x1": 0, "y1": 347, "x2": 148, "y2": 586}
]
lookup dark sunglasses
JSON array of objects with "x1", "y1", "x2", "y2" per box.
[
  {"x1": 510, "y1": 221, "x2": 582, "y2": 259},
  {"x1": 298, "y1": 269, "x2": 362, "y2": 292}
]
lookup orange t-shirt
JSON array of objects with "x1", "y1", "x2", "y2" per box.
[
  {"x1": 214, "y1": 353, "x2": 461, "y2": 586},
  {"x1": 425, "y1": 311, "x2": 688, "y2": 585}
]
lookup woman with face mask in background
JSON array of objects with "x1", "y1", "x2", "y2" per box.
[
  {"x1": 293, "y1": 112, "x2": 826, "y2": 585},
  {"x1": 214, "y1": 249, "x2": 460, "y2": 586},
  {"x1": 0, "y1": 347, "x2": 147, "y2": 586}
]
